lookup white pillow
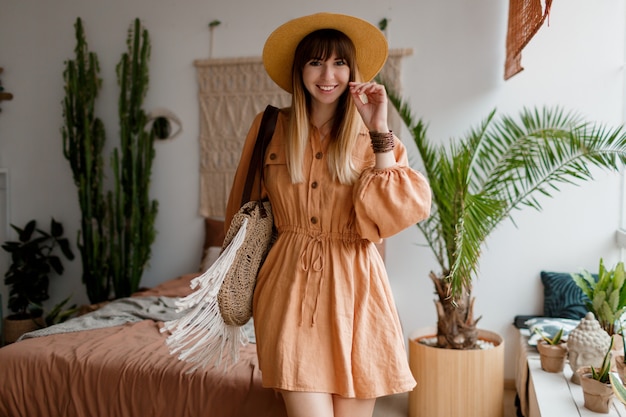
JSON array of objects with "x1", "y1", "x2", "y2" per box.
[
  {"x1": 200, "y1": 246, "x2": 221, "y2": 272},
  {"x1": 525, "y1": 317, "x2": 580, "y2": 346}
]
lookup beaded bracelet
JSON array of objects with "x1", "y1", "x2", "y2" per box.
[{"x1": 369, "y1": 131, "x2": 395, "y2": 153}]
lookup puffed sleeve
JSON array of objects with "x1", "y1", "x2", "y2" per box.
[{"x1": 353, "y1": 139, "x2": 431, "y2": 242}]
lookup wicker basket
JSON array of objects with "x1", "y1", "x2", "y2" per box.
[{"x1": 3, "y1": 316, "x2": 44, "y2": 344}]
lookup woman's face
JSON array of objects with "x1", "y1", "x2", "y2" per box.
[{"x1": 301, "y1": 53, "x2": 350, "y2": 106}]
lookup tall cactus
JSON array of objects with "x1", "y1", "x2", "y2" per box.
[
  {"x1": 109, "y1": 18, "x2": 158, "y2": 298},
  {"x1": 61, "y1": 17, "x2": 110, "y2": 304}
]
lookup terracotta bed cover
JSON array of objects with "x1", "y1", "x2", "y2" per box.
[{"x1": 0, "y1": 274, "x2": 287, "y2": 417}]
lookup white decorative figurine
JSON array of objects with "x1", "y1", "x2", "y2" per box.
[{"x1": 567, "y1": 312, "x2": 611, "y2": 384}]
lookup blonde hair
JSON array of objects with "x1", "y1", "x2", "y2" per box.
[{"x1": 286, "y1": 29, "x2": 365, "y2": 185}]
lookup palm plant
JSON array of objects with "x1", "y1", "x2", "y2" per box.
[{"x1": 386, "y1": 87, "x2": 626, "y2": 349}]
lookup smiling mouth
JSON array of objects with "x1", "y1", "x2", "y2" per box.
[{"x1": 318, "y1": 85, "x2": 336, "y2": 92}]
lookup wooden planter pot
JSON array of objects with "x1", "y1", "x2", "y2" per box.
[
  {"x1": 577, "y1": 367, "x2": 614, "y2": 414},
  {"x1": 536, "y1": 341, "x2": 567, "y2": 373},
  {"x1": 408, "y1": 327, "x2": 505, "y2": 417}
]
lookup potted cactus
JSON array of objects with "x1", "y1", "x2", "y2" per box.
[{"x1": 62, "y1": 17, "x2": 158, "y2": 304}]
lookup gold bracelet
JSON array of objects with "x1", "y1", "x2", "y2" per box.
[{"x1": 369, "y1": 131, "x2": 395, "y2": 153}]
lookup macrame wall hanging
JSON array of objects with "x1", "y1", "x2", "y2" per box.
[
  {"x1": 195, "y1": 48, "x2": 413, "y2": 218},
  {"x1": 505, "y1": 0, "x2": 553, "y2": 80}
]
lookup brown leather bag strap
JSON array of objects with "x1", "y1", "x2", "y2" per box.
[{"x1": 241, "y1": 105, "x2": 280, "y2": 206}]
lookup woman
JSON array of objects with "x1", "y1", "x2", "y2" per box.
[{"x1": 225, "y1": 12, "x2": 431, "y2": 417}]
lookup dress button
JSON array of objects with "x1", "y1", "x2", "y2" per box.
[
  {"x1": 269, "y1": 153, "x2": 277, "y2": 160},
  {"x1": 315, "y1": 152, "x2": 323, "y2": 159},
  {"x1": 310, "y1": 217, "x2": 318, "y2": 224},
  {"x1": 311, "y1": 181, "x2": 318, "y2": 189}
]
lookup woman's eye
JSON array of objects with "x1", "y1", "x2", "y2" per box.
[
  {"x1": 308, "y1": 59, "x2": 322, "y2": 67},
  {"x1": 335, "y1": 59, "x2": 346, "y2": 66}
]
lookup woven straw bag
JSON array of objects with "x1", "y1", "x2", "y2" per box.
[{"x1": 217, "y1": 199, "x2": 274, "y2": 326}]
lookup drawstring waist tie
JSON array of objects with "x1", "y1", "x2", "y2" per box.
[{"x1": 277, "y1": 226, "x2": 366, "y2": 326}]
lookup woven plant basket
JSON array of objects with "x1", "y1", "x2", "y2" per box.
[{"x1": 3, "y1": 316, "x2": 44, "y2": 344}]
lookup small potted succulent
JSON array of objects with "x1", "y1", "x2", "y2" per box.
[
  {"x1": 578, "y1": 337, "x2": 615, "y2": 414},
  {"x1": 534, "y1": 327, "x2": 567, "y2": 373},
  {"x1": 2, "y1": 218, "x2": 74, "y2": 343}
]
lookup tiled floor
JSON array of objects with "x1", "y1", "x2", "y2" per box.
[{"x1": 373, "y1": 388, "x2": 518, "y2": 417}]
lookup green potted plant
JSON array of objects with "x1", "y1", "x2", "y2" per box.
[
  {"x1": 613, "y1": 331, "x2": 626, "y2": 384},
  {"x1": 571, "y1": 258, "x2": 626, "y2": 336},
  {"x1": 384, "y1": 85, "x2": 626, "y2": 417},
  {"x1": 578, "y1": 337, "x2": 615, "y2": 413},
  {"x1": 62, "y1": 18, "x2": 158, "y2": 304},
  {"x1": 610, "y1": 372, "x2": 626, "y2": 406},
  {"x1": 534, "y1": 327, "x2": 568, "y2": 373},
  {"x1": 2, "y1": 218, "x2": 74, "y2": 343},
  {"x1": 32, "y1": 294, "x2": 79, "y2": 327}
]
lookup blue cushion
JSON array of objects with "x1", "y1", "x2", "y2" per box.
[{"x1": 541, "y1": 271, "x2": 590, "y2": 319}]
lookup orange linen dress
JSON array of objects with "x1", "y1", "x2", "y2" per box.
[{"x1": 225, "y1": 109, "x2": 431, "y2": 399}]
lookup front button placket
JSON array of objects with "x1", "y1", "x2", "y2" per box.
[
  {"x1": 307, "y1": 131, "x2": 323, "y2": 231},
  {"x1": 299, "y1": 130, "x2": 326, "y2": 326}
]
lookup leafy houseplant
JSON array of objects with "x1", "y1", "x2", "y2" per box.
[
  {"x1": 2, "y1": 219, "x2": 74, "y2": 319},
  {"x1": 385, "y1": 87, "x2": 626, "y2": 350},
  {"x1": 2, "y1": 219, "x2": 75, "y2": 343},
  {"x1": 571, "y1": 258, "x2": 626, "y2": 335}
]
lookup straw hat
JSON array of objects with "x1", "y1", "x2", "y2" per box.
[{"x1": 262, "y1": 12, "x2": 388, "y2": 93}]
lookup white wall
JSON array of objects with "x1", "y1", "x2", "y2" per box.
[{"x1": 1, "y1": 0, "x2": 624, "y2": 381}]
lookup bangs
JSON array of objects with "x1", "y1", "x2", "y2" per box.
[{"x1": 294, "y1": 29, "x2": 356, "y2": 68}]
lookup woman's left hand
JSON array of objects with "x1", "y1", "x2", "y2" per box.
[{"x1": 349, "y1": 81, "x2": 389, "y2": 132}]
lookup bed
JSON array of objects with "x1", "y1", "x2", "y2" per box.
[{"x1": 0, "y1": 215, "x2": 288, "y2": 417}]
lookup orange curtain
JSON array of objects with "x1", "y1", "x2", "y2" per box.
[{"x1": 504, "y1": 0, "x2": 553, "y2": 80}]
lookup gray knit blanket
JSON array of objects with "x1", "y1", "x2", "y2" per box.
[{"x1": 18, "y1": 296, "x2": 256, "y2": 342}]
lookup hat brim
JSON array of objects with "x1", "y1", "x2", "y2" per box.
[{"x1": 263, "y1": 13, "x2": 388, "y2": 93}]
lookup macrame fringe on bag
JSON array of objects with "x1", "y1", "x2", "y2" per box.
[
  {"x1": 160, "y1": 219, "x2": 250, "y2": 372},
  {"x1": 161, "y1": 200, "x2": 275, "y2": 372}
]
